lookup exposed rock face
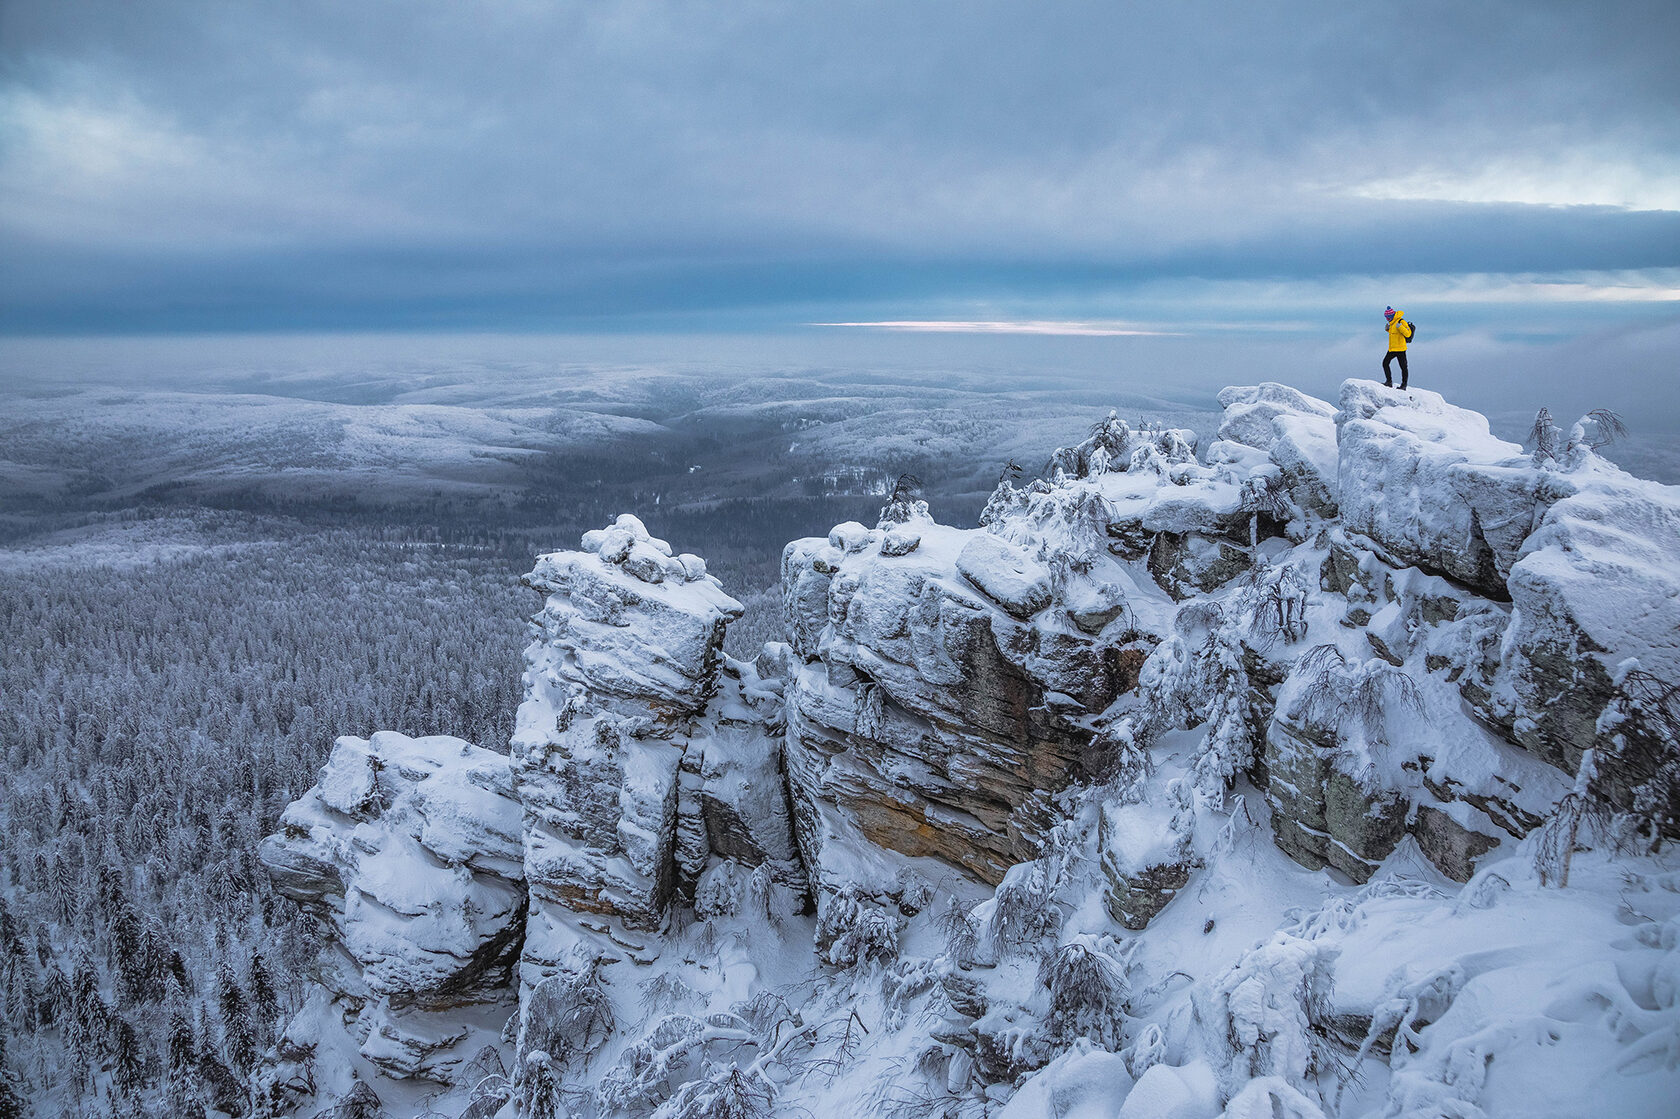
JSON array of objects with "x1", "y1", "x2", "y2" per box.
[
  {"x1": 781, "y1": 522, "x2": 1106, "y2": 890},
  {"x1": 1488, "y1": 482, "x2": 1680, "y2": 825},
  {"x1": 258, "y1": 732, "x2": 525, "y2": 1080},
  {"x1": 1264, "y1": 712, "x2": 1409, "y2": 882}
]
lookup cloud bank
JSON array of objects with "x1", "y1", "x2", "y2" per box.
[{"x1": 0, "y1": 0, "x2": 1675, "y2": 332}]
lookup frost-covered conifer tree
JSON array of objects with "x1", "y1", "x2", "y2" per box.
[{"x1": 1127, "y1": 602, "x2": 1263, "y2": 806}]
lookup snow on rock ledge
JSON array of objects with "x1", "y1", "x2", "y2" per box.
[
  {"x1": 259, "y1": 732, "x2": 525, "y2": 1080},
  {"x1": 956, "y1": 532, "x2": 1053, "y2": 618},
  {"x1": 1336, "y1": 379, "x2": 1566, "y2": 597}
]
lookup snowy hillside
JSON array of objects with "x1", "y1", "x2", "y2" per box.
[{"x1": 254, "y1": 379, "x2": 1680, "y2": 1119}]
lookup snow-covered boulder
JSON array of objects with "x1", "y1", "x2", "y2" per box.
[
  {"x1": 1218, "y1": 383, "x2": 1340, "y2": 517},
  {"x1": 259, "y1": 732, "x2": 526, "y2": 1080},
  {"x1": 1335, "y1": 379, "x2": 1565, "y2": 596},
  {"x1": 1264, "y1": 705, "x2": 1408, "y2": 882},
  {"x1": 1100, "y1": 791, "x2": 1196, "y2": 930},
  {"x1": 956, "y1": 532, "x2": 1052, "y2": 619},
  {"x1": 1486, "y1": 473, "x2": 1680, "y2": 825}
]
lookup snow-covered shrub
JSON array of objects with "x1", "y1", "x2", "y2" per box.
[
  {"x1": 1238, "y1": 561, "x2": 1310, "y2": 650},
  {"x1": 640, "y1": 973, "x2": 699, "y2": 1016},
  {"x1": 1530, "y1": 405, "x2": 1628, "y2": 469},
  {"x1": 936, "y1": 898, "x2": 980, "y2": 969},
  {"x1": 731, "y1": 991, "x2": 795, "y2": 1040},
  {"x1": 1529, "y1": 406, "x2": 1564, "y2": 466},
  {"x1": 1137, "y1": 420, "x2": 1197, "y2": 465},
  {"x1": 1047, "y1": 412, "x2": 1133, "y2": 480},
  {"x1": 881, "y1": 957, "x2": 942, "y2": 1027},
  {"x1": 1131, "y1": 601, "x2": 1264, "y2": 806},
  {"x1": 1187, "y1": 637, "x2": 1259, "y2": 808},
  {"x1": 818, "y1": 886, "x2": 901, "y2": 969},
  {"x1": 1238, "y1": 467, "x2": 1291, "y2": 556},
  {"x1": 595, "y1": 1012, "x2": 764, "y2": 1118},
  {"x1": 980, "y1": 471, "x2": 1048, "y2": 527},
  {"x1": 1294, "y1": 644, "x2": 1422, "y2": 755},
  {"x1": 877, "y1": 473, "x2": 931, "y2": 528},
  {"x1": 1220, "y1": 1077, "x2": 1330, "y2": 1119},
  {"x1": 1602, "y1": 667, "x2": 1680, "y2": 851},
  {"x1": 830, "y1": 910, "x2": 900, "y2": 969},
  {"x1": 1345, "y1": 962, "x2": 1465, "y2": 1088},
  {"x1": 984, "y1": 476, "x2": 1116, "y2": 577},
  {"x1": 1124, "y1": 1021, "x2": 1167, "y2": 1080},
  {"x1": 694, "y1": 862, "x2": 778, "y2": 926},
  {"x1": 520, "y1": 1050, "x2": 567, "y2": 1119},
  {"x1": 652, "y1": 1066, "x2": 774, "y2": 1119},
  {"x1": 1128, "y1": 441, "x2": 1167, "y2": 477},
  {"x1": 1038, "y1": 943, "x2": 1129, "y2": 1049},
  {"x1": 986, "y1": 860, "x2": 1062, "y2": 959},
  {"x1": 1567, "y1": 408, "x2": 1628, "y2": 458},
  {"x1": 523, "y1": 965, "x2": 616, "y2": 1071},
  {"x1": 1533, "y1": 748, "x2": 1608, "y2": 887},
  {"x1": 895, "y1": 870, "x2": 935, "y2": 916},
  {"x1": 1195, "y1": 932, "x2": 1339, "y2": 1103}
]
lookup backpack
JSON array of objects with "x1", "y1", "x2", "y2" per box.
[{"x1": 1405, "y1": 321, "x2": 1416, "y2": 342}]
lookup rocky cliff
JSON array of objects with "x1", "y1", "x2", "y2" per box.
[{"x1": 262, "y1": 380, "x2": 1680, "y2": 1118}]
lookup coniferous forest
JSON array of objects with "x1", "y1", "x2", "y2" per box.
[
  {"x1": 0, "y1": 521, "x2": 527, "y2": 1115},
  {"x1": 0, "y1": 381, "x2": 947, "y2": 1116}
]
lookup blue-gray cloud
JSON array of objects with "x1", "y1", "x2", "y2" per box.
[{"x1": 2, "y1": 0, "x2": 1676, "y2": 332}]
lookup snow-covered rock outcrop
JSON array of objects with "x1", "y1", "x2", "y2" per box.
[
  {"x1": 263, "y1": 378, "x2": 1680, "y2": 1119},
  {"x1": 779, "y1": 516, "x2": 1120, "y2": 896},
  {"x1": 1217, "y1": 381, "x2": 1340, "y2": 517},
  {"x1": 511, "y1": 514, "x2": 803, "y2": 990},
  {"x1": 1485, "y1": 473, "x2": 1680, "y2": 823},
  {"x1": 1336, "y1": 380, "x2": 1561, "y2": 595},
  {"x1": 259, "y1": 731, "x2": 525, "y2": 1080}
]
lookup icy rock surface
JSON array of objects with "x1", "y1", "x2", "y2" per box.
[
  {"x1": 511, "y1": 516, "x2": 804, "y2": 1000},
  {"x1": 1336, "y1": 380, "x2": 1564, "y2": 595},
  {"x1": 259, "y1": 731, "x2": 525, "y2": 1079}
]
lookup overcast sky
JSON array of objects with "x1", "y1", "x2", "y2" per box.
[{"x1": 1, "y1": 0, "x2": 1676, "y2": 335}]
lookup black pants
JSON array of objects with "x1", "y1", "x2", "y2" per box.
[{"x1": 1383, "y1": 350, "x2": 1408, "y2": 388}]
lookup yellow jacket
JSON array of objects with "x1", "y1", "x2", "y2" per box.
[{"x1": 1386, "y1": 314, "x2": 1412, "y2": 352}]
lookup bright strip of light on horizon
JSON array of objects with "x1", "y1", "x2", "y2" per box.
[{"x1": 813, "y1": 320, "x2": 1182, "y2": 336}]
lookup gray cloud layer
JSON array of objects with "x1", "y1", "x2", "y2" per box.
[{"x1": 2, "y1": 0, "x2": 1676, "y2": 330}]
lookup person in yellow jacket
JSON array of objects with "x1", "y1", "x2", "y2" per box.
[{"x1": 1383, "y1": 306, "x2": 1414, "y2": 389}]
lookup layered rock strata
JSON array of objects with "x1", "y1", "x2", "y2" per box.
[
  {"x1": 511, "y1": 514, "x2": 804, "y2": 990},
  {"x1": 780, "y1": 515, "x2": 1124, "y2": 896}
]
